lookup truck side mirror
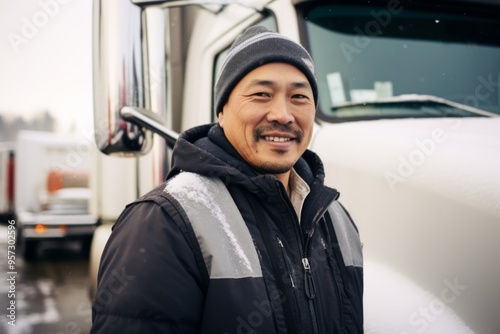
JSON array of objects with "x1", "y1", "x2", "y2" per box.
[
  {"x1": 92, "y1": 0, "x2": 153, "y2": 155},
  {"x1": 92, "y1": 0, "x2": 264, "y2": 155}
]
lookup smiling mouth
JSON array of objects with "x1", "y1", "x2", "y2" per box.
[
  {"x1": 264, "y1": 136, "x2": 292, "y2": 142},
  {"x1": 256, "y1": 124, "x2": 302, "y2": 144}
]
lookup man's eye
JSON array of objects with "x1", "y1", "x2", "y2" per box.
[{"x1": 254, "y1": 92, "x2": 270, "y2": 97}]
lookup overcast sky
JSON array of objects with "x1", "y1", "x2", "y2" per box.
[{"x1": 0, "y1": 0, "x2": 93, "y2": 134}]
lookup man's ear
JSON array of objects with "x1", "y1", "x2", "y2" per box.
[{"x1": 218, "y1": 110, "x2": 225, "y2": 128}]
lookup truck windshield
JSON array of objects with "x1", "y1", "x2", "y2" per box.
[{"x1": 302, "y1": 4, "x2": 500, "y2": 122}]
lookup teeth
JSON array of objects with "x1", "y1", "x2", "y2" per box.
[{"x1": 265, "y1": 136, "x2": 291, "y2": 142}]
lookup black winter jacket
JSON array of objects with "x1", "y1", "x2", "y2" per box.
[{"x1": 91, "y1": 124, "x2": 363, "y2": 334}]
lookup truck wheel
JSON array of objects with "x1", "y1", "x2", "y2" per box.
[
  {"x1": 23, "y1": 240, "x2": 39, "y2": 261},
  {"x1": 81, "y1": 236, "x2": 93, "y2": 255}
]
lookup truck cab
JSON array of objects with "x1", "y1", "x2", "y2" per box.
[{"x1": 90, "y1": 0, "x2": 500, "y2": 332}]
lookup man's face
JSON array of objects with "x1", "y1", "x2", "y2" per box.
[{"x1": 219, "y1": 62, "x2": 316, "y2": 175}]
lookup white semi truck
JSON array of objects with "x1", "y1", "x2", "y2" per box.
[
  {"x1": 89, "y1": 0, "x2": 500, "y2": 332},
  {"x1": 14, "y1": 130, "x2": 99, "y2": 259}
]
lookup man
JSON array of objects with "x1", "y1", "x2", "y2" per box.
[{"x1": 91, "y1": 26, "x2": 363, "y2": 333}]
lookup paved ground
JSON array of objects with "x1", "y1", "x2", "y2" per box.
[{"x1": 0, "y1": 223, "x2": 92, "y2": 334}]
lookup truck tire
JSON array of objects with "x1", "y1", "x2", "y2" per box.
[
  {"x1": 81, "y1": 236, "x2": 93, "y2": 256},
  {"x1": 23, "y1": 239, "x2": 39, "y2": 261}
]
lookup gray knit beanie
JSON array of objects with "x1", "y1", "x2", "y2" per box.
[{"x1": 214, "y1": 26, "x2": 318, "y2": 115}]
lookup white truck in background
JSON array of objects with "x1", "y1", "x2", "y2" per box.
[
  {"x1": 14, "y1": 130, "x2": 99, "y2": 260},
  {"x1": 89, "y1": 0, "x2": 500, "y2": 332}
]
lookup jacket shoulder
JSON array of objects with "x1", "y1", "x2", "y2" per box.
[{"x1": 91, "y1": 180, "x2": 209, "y2": 333}]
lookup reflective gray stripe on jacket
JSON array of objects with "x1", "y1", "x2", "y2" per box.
[
  {"x1": 164, "y1": 172, "x2": 262, "y2": 279},
  {"x1": 328, "y1": 202, "x2": 363, "y2": 267}
]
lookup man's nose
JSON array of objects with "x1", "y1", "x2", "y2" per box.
[{"x1": 267, "y1": 96, "x2": 294, "y2": 124}]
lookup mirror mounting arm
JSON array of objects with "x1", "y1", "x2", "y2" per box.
[{"x1": 121, "y1": 107, "x2": 179, "y2": 149}]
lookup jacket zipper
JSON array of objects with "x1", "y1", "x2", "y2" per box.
[
  {"x1": 302, "y1": 229, "x2": 319, "y2": 334},
  {"x1": 276, "y1": 181, "x2": 320, "y2": 334},
  {"x1": 302, "y1": 258, "x2": 315, "y2": 299}
]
